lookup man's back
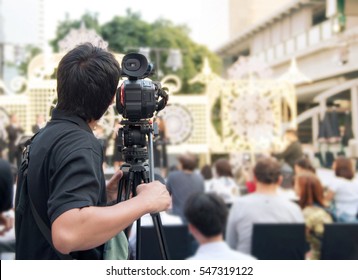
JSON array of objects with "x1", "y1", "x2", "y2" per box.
[
  {"x1": 15, "y1": 109, "x2": 106, "y2": 259},
  {"x1": 167, "y1": 170, "x2": 204, "y2": 222},
  {"x1": 226, "y1": 193, "x2": 304, "y2": 254}
]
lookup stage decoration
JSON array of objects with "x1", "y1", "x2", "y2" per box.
[
  {"x1": 58, "y1": 22, "x2": 108, "y2": 53},
  {"x1": 158, "y1": 104, "x2": 194, "y2": 145}
]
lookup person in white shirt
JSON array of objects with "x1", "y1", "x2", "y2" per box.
[
  {"x1": 208, "y1": 158, "x2": 239, "y2": 205},
  {"x1": 226, "y1": 157, "x2": 304, "y2": 255},
  {"x1": 200, "y1": 165, "x2": 213, "y2": 193},
  {"x1": 326, "y1": 157, "x2": 358, "y2": 222},
  {"x1": 184, "y1": 192, "x2": 255, "y2": 260}
]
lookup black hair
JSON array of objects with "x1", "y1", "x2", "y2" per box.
[
  {"x1": 200, "y1": 164, "x2": 213, "y2": 180},
  {"x1": 214, "y1": 158, "x2": 233, "y2": 177},
  {"x1": 295, "y1": 157, "x2": 316, "y2": 173},
  {"x1": 184, "y1": 193, "x2": 228, "y2": 237},
  {"x1": 178, "y1": 153, "x2": 198, "y2": 171},
  {"x1": 254, "y1": 157, "x2": 281, "y2": 184},
  {"x1": 56, "y1": 43, "x2": 121, "y2": 121},
  {"x1": 335, "y1": 156, "x2": 354, "y2": 180}
]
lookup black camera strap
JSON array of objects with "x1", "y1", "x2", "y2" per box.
[{"x1": 19, "y1": 133, "x2": 72, "y2": 260}]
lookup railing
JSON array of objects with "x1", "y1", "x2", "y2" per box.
[
  {"x1": 255, "y1": 16, "x2": 338, "y2": 64},
  {"x1": 296, "y1": 78, "x2": 358, "y2": 148}
]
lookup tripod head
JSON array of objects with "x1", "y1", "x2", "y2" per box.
[{"x1": 117, "y1": 119, "x2": 158, "y2": 165}]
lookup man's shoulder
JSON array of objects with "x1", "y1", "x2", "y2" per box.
[
  {"x1": 31, "y1": 122, "x2": 102, "y2": 164},
  {"x1": 37, "y1": 122, "x2": 97, "y2": 149},
  {"x1": 231, "y1": 250, "x2": 256, "y2": 260},
  {"x1": 267, "y1": 194, "x2": 302, "y2": 211},
  {"x1": 233, "y1": 193, "x2": 301, "y2": 210},
  {"x1": 187, "y1": 246, "x2": 256, "y2": 260},
  {"x1": 274, "y1": 196, "x2": 304, "y2": 220},
  {"x1": 235, "y1": 193, "x2": 261, "y2": 204},
  {"x1": 167, "y1": 170, "x2": 183, "y2": 180},
  {"x1": 277, "y1": 195, "x2": 301, "y2": 208}
]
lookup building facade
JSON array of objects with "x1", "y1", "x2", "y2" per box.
[{"x1": 218, "y1": 0, "x2": 358, "y2": 157}]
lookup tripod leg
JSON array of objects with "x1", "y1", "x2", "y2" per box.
[
  {"x1": 125, "y1": 174, "x2": 132, "y2": 201},
  {"x1": 118, "y1": 163, "x2": 170, "y2": 260},
  {"x1": 151, "y1": 213, "x2": 169, "y2": 260},
  {"x1": 117, "y1": 165, "x2": 130, "y2": 203},
  {"x1": 142, "y1": 174, "x2": 170, "y2": 260},
  {"x1": 136, "y1": 215, "x2": 141, "y2": 260},
  {"x1": 133, "y1": 174, "x2": 142, "y2": 260},
  {"x1": 117, "y1": 175, "x2": 125, "y2": 203}
]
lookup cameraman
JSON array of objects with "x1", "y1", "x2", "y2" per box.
[{"x1": 15, "y1": 44, "x2": 170, "y2": 260}]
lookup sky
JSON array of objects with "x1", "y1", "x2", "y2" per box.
[{"x1": 41, "y1": 0, "x2": 230, "y2": 51}]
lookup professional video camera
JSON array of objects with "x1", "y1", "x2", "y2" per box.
[
  {"x1": 116, "y1": 53, "x2": 168, "y2": 121},
  {"x1": 114, "y1": 53, "x2": 169, "y2": 260}
]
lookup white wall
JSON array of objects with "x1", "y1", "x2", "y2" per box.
[{"x1": 228, "y1": 0, "x2": 292, "y2": 39}]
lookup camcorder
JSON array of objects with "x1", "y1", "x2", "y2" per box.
[
  {"x1": 114, "y1": 53, "x2": 170, "y2": 260},
  {"x1": 116, "y1": 53, "x2": 168, "y2": 121}
]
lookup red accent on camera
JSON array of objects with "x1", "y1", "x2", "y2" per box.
[{"x1": 120, "y1": 84, "x2": 125, "y2": 106}]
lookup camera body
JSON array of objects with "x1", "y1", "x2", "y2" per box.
[
  {"x1": 116, "y1": 79, "x2": 157, "y2": 121},
  {"x1": 116, "y1": 53, "x2": 167, "y2": 121}
]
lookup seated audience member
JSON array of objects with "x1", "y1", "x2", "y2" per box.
[
  {"x1": 294, "y1": 157, "x2": 316, "y2": 174},
  {"x1": 184, "y1": 192, "x2": 255, "y2": 260},
  {"x1": 209, "y1": 158, "x2": 239, "y2": 204},
  {"x1": 0, "y1": 159, "x2": 14, "y2": 236},
  {"x1": 166, "y1": 153, "x2": 205, "y2": 222},
  {"x1": 295, "y1": 172, "x2": 332, "y2": 260},
  {"x1": 226, "y1": 157, "x2": 304, "y2": 254},
  {"x1": 326, "y1": 157, "x2": 358, "y2": 222},
  {"x1": 200, "y1": 164, "x2": 213, "y2": 192},
  {"x1": 278, "y1": 156, "x2": 316, "y2": 201},
  {"x1": 277, "y1": 163, "x2": 297, "y2": 201}
]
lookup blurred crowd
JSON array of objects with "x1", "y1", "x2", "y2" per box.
[{"x1": 1, "y1": 116, "x2": 358, "y2": 260}]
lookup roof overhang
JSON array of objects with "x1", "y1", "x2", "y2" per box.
[{"x1": 216, "y1": 0, "x2": 324, "y2": 56}]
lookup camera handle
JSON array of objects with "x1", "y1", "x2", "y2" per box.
[{"x1": 116, "y1": 125, "x2": 169, "y2": 260}]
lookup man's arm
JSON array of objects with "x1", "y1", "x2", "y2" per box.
[
  {"x1": 0, "y1": 213, "x2": 14, "y2": 236},
  {"x1": 52, "y1": 181, "x2": 170, "y2": 254}
]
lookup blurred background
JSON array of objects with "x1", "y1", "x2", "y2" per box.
[{"x1": 1, "y1": 0, "x2": 358, "y2": 172}]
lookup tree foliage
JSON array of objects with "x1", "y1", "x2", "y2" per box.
[
  {"x1": 51, "y1": 10, "x2": 221, "y2": 93},
  {"x1": 50, "y1": 12, "x2": 101, "y2": 52}
]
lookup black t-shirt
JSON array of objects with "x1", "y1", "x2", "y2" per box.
[{"x1": 15, "y1": 109, "x2": 107, "y2": 259}]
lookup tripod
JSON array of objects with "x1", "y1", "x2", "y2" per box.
[{"x1": 116, "y1": 120, "x2": 169, "y2": 260}]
